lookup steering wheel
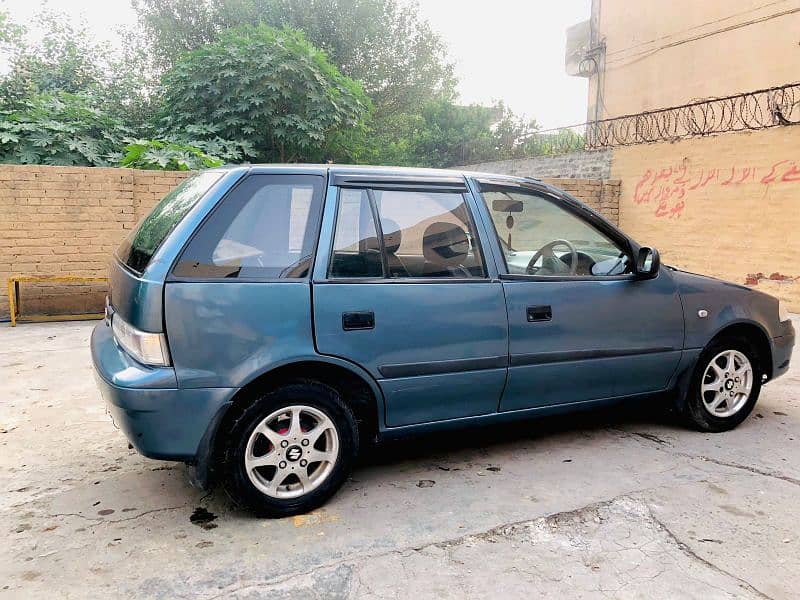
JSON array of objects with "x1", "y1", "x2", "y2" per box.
[{"x1": 526, "y1": 239, "x2": 579, "y2": 275}]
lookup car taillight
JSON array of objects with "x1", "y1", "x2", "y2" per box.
[{"x1": 111, "y1": 313, "x2": 171, "y2": 367}]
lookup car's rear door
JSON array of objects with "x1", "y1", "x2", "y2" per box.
[
  {"x1": 471, "y1": 178, "x2": 684, "y2": 411},
  {"x1": 312, "y1": 172, "x2": 509, "y2": 428}
]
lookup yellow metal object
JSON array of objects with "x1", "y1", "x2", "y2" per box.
[{"x1": 7, "y1": 275, "x2": 108, "y2": 327}]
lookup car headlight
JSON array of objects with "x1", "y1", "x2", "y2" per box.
[
  {"x1": 778, "y1": 301, "x2": 791, "y2": 323},
  {"x1": 111, "y1": 314, "x2": 171, "y2": 366}
]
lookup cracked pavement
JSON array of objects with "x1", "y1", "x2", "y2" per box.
[{"x1": 2, "y1": 319, "x2": 799, "y2": 599}]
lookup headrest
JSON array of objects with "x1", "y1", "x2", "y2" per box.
[
  {"x1": 422, "y1": 221, "x2": 469, "y2": 267},
  {"x1": 361, "y1": 236, "x2": 381, "y2": 252},
  {"x1": 381, "y1": 219, "x2": 402, "y2": 254}
]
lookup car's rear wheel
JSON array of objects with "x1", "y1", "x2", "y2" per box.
[
  {"x1": 222, "y1": 382, "x2": 358, "y2": 517},
  {"x1": 682, "y1": 336, "x2": 762, "y2": 432}
]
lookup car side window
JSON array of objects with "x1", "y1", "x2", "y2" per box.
[
  {"x1": 329, "y1": 187, "x2": 487, "y2": 279},
  {"x1": 374, "y1": 189, "x2": 486, "y2": 278},
  {"x1": 172, "y1": 174, "x2": 324, "y2": 279},
  {"x1": 329, "y1": 189, "x2": 384, "y2": 278},
  {"x1": 480, "y1": 185, "x2": 633, "y2": 277}
]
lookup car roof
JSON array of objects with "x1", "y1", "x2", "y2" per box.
[{"x1": 215, "y1": 163, "x2": 541, "y2": 186}]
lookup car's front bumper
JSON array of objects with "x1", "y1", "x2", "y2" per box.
[
  {"x1": 91, "y1": 322, "x2": 233, "y2": 462},
  {"x1": 770, "y1": 319, "x2": 795, "y2": 380}
]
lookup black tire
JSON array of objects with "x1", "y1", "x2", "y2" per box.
[
  {"x1": 681, "y1": 336, "x2": 762, "y2": 432},
  {"x1": 221, "y1": 382, "x2": 359, "y2": 517}
]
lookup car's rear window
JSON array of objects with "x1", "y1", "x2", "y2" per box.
[{"x1": 116, "y1": 171, "x2": 223, "y2": 274}]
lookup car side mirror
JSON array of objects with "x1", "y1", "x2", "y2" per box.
[{"x1": 635, "y1": 247, "x2": 660, "y2": 278}]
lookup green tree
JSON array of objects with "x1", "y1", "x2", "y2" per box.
[
  {"x1": 0, "y1": 9, "x2": 23, "y2": 47},
  {"x1": 133, "y1": 0, "x2": 455, "y2": 116},
  {"x1": 159, "y1": 25, "x2": 370, "y2": 162},
  {"x1": 0, "y1": 11, "x2": 136, "y2": 166},
  {"x1": 0, "y1": 4, "x2": 564, "y2": 170},
  {"x1": 516, "y1": 128, "x2": 585, "y2": 157},
  {"x1": 0, "y1": 9, "x2": 234, "y2": 169},
  {"x1": 356, "y1": 99, "x2": 542, "y2": 168},
  {"x1": 1, "y1": 11, "x2": 104, "y2": 100},
  {"x1": 0, "y1": 10, "x2": 157, "y2": 131}
]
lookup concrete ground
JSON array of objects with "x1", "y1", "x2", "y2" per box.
[{"x1": 1, "y1": 320, "x2": 798, "y2": 599}]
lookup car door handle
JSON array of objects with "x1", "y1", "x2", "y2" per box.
[
  {"x1": 342, "y1": 311, "x2": 375, "y2": 331},
  {"x1": 527, "y1": 305, "x2": 552, "y2": 322}
]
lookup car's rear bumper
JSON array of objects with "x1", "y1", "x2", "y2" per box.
[
  {"x1": 770, "y1": 319, "x2": 795, "y2": 380},
  {"x1": 91, "y1": 322, "x2": 233, "y2": 462}
]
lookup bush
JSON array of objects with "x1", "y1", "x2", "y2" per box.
[
  {"x1": 0, "y1": 91, "x2": 130, "y2": 166},
  {"x1": 118, "y1": 140, "x2": 225, "y2": 170},
  {"x1": 160, "y1": 25, "x2": 370, "y2": 163}
]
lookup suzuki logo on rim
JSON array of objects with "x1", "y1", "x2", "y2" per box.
[{"x1": 286, "y1": 445, "x2": 302, "y2": 462}]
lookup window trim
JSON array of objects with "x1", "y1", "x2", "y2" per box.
[
  {"x1": 325, "y1": 185, "x2": 490, "y2": 282},
  {"x1": 331, "y1": 172, "x2": 467, "y2": 192},
  {"x1": 367, "y1": 188, "x2": 391, "y2": 278},
  {"x1": 166, "y1": 172, "x2": 327, "y2": 283},
  {"x1": 498, "y1": 272, "x2": 640, "y2": 283},
  {"x1": 476, "y1": 182, "x2": 638, "y2": 281}
]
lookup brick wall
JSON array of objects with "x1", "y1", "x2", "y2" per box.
[
  {"x1": 541, "y1": 178, "x2": 620, "y2": 226},
  {"x1": 458, "y1": 148, "x2": 613, "y2": 179},
  {"x1": 0, "y1": 165, "x2": 620, "y2": 320},
  {"x1": 0, "y1": 165, "x2": 190, "y2": 319}
]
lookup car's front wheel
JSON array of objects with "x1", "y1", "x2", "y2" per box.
[
  {"x1": 221, "y1": 382, "x2": 358, "y2": 517},
  {"x1": 682, "y1": 336, "x2": 762, "y2": 432}
]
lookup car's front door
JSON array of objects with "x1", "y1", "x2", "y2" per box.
[
  {"x1": 472, "y1": 179, "x2": 684, "y2": 412},
  {"x1": 312, "y1": 175, "x2": 508, "y2": 427}
]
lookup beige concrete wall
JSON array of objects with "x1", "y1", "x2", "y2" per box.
[
  {"x1": 591, "y1": 1, "x2": 800, "y2": 309},
  {"x1": 0, "y1": 165, "x2": 190, "y2": 319},
  {"x1": 611, "y1": 126, "x2": 800, "y2": 310},
  {"x1": 590, "y1": 0, "x2": 800, "y2": 119}
]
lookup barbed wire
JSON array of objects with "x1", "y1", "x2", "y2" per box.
[
  {"x1": 587, "y1": 81, "x2": 800, "y2": 147},
  {"x1": 521, "y1": 82, "x2": 800, "y2": 155}
]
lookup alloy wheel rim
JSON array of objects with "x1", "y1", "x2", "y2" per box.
[
  {"x1": 245, "y1": 405, "x2": 339, "y2": 499},
  {"x1": 701, "y1": 350, "x2": 753, "y2": 418}
]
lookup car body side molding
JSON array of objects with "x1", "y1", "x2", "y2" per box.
[
  {"x1": 379, "y1": 355, "x2": 508, "y2": 378},
  {"x1": 509, "y1": 347, "x2": 677, "y2": 367}
]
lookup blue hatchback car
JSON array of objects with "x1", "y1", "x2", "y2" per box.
[{"x1": 92, "y1": 165, "x2": 794, "y2": 516}]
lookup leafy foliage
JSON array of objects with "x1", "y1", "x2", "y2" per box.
[
  {"x1": 0, "y1": 3, "x2": 576, "y2": 170},
  {"x1": 0, "y1": 9, "x2": 23, "y2": 47},
  {"x1": 355, "y1": 100, "x2": 544, "y2": 168},
  {"x1": 516, "y1": 128, "x2": 586, "y2": 157},
  {"x1": 0, "y1": 92, "x2": 131, "y2": 166},
  {"x1": 160, "y1": 25, "x2": 370, "y2": 162},
  {"x1": 119, "y1": 140, "x2": 225, "y2": 170},
  {"x1": 0, "y1": 12, "x2": 158, "y2": 151},
  {"x1": 0, "y1": 11, "x2": 106, "y2": 109}
]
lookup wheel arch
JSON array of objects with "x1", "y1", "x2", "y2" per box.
[
  {"x1": 208, "y1": 356, "x2": 384, "y2": 477},
  {"x1": 672, "y1": 319, "x2": 772, "y2": 414},
  {"x1": 707, "y1": 320, "x2": 773, "y2": 380}
]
